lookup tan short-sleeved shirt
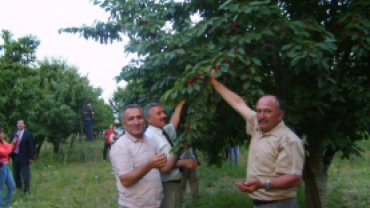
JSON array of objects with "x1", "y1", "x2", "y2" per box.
[
  {"x1": 246, "y1": 111, "x2": 305, "y2": 201},
  {"x1": 110, "y1": 133, "x2": 163, "y2": 208}
]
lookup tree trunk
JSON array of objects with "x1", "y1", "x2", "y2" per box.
[
  {"x1": 34, "y1": 135, "x2": 45, "y2": 159},
  {"x1": 303, "y1": 141, "x2": 333, "y2": 208},
  {"x1": 53, "y1": 140, "x2": 60, "y2": 153}
]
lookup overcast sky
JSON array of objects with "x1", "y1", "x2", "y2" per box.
[{"x1": 0, "y1": 0, "x2": 130, "y2": 103}]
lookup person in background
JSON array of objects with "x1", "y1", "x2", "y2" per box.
[
  {"x1": 226, "y1": 143, "x2": 240, "y2": 165},
  {"x1": 210, "y1": 70, "x2": 305, "y2": 208},
  {"x1": 103, "y1": 124, "x2": 118, "y2": 162},
  {"x1": 110, "y1": 104, "x2": 167, "y2": 208},
  {"x1": 0, "y1": 127, "x2": 16, "y2": 207},
  {"x1": 11, "y1": 119, "x2": 35, "y2": 196},
  {"x1": 83, "y1": 100, "x2": 95, "y2": 141},
  {"x1": 180, "y1": 141, "x2": 200, "y2": 198}
]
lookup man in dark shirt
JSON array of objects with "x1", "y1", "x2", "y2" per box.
[{"x1": 83, "y1": 101, "x2": 95, "y2": 141}]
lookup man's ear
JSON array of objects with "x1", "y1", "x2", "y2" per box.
[
  {"x1": 146, "y1": 117, "x2": 151, "y2": 124},
  {"x1": 278, "y1": 111, "x2": 285, "y2": 121}
]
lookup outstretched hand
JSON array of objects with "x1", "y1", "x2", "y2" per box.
[{"x1": 235, "y1": 179, "x2": 260, "y2": 193}]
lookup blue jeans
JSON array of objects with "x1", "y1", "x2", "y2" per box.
[
  {"x1": 86, "y1": 120, "x2": 93, "y2": 141},
  {"x1": 227, "y1": 145, "x2": 240, "y2": 165},
  {"x1": 0, "y1": 164, "x2": 15, "y2": 207}
]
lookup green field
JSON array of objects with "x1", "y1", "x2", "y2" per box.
[{"x1": 6, "y1": 137, "x2": 370, "y2": 208}]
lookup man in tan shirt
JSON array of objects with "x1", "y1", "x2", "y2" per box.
[
  {"x1": 210, "y1": 71, "x2": 305, "y2": 208},
  {"x1": 110, "y1": 104, "x2": 168, "y2": 208}
]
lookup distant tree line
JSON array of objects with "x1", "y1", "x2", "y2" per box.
[{"x1": 0, "y1": 30, "x2": 115, "y2": 156}]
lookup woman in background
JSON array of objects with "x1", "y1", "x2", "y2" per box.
[
  {"x1": 102, "y1": 124, "x2": 118, "y2": 162},
  {"x1": 0, "y1": 127, "x2": 15, "y2": 207}
]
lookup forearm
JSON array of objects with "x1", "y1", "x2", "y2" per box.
[
  {"x1": 119, "y1": 162, "x2": 152, "y2": 187},
  {"x1": 169, "y1": 101, "x2": 185, "y2": 128},
  {"x1": 159, "y1": 155, "x2": 177, "y2": 175},
  {"x1": 210, "y1": 78, "x2": 250, "y2": 118},
  {"x1": 259, "y1": 174, "x2": 302, "y2": 190}
]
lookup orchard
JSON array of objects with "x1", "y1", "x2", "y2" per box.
[{"x1": 62, "y1": 0, "x2": 370, "y2": 207}]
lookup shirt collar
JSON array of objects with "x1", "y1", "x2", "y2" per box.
[
  {"x1": 147, "y1": 125, "x2": 164, "y2": 135},
  {"x1": 125, "y1": 132, "x2": 146, "y2": 143}
]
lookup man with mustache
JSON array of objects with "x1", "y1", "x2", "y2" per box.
[
  {"x1": 144, "y1": 101, "x2": 199, "y2": 208},
  {"x1": 210, "y1": 71, "x2": 305, "y2": 208}
]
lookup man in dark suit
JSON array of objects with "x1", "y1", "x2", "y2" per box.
[{"x1": 11, "y1": 119, "x2": 35, "y2": 195}]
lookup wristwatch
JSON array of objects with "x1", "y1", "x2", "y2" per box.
[{"x1": 266, "y1": 179, "x2": 272, "y2": 191}]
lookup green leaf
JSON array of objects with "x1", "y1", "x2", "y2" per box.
[
  {"x1": 174, "y1": 49, "x2": 186, "y2": 55},
  {"x1": 187, "y1": 86, "x2": 193, "y2": 94},
  {"x1": 243, "y1": 82, "x2": 250, "y2": 90},
  {"x1": 282, "y1": 44, "x2": 293, "y2": 51},
  {"x1": 251, "y1": 57, "x2": 262, "y2": 65}
]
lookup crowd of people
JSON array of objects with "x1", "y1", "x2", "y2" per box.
[{"x1": 0, "y1": 71, "x2": 305, "y2": 208}]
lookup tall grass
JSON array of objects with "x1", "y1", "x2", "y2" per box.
[{"x1": 5, "y1": 137, "x2": 369, "y2": 208}]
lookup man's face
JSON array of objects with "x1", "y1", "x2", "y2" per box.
[
  {"x1": 17, "y1": 120, "x2": 25, "y2": 131},
  {"x1": 146, "y1": 106, "x2": 167, "y2": 129},
  {"x1": 256, "y1": 96, "x2": 284, "y2": 134},
  {"x1": 87, "y1": 103, "x2": 92, "y2": 107},
  {"x1": 122, "y1": 108, "x2": 145, "y2": 138}
]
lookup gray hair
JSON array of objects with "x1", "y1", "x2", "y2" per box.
[
  {"x1": 144, "y1": 102, "x2": 163, "y2": 118},
  {"x1": 121, "y1": 104, "x2": 143, "y2": 122}
]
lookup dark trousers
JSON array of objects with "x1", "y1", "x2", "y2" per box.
[
  {"x1": 86, "y1": 120, "x2": 93, "y2": 141},
  {"x1": 103, "y1": 143, "x2": 111, "y2": 160},
  {"x1": 12, "y1": 157, "x2": 30, "y2": 194}
]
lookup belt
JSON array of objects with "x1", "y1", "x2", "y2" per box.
[
  {"x1": 252, "y1": 199, "x2": 278, "y2": 206},
  {"x1": 164, "y1": 180, "x2": 181, "y2": 183}
]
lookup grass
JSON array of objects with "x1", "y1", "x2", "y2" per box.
[{"x1": 4, "y1": 137, "x2": 369, "y2": 208}]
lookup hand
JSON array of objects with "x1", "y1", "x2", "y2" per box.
[
  {"x1": 11, "y1": 138, "x2": 17, "y2": 144},
  {"x1": 179, "y1": 100, "x2": 186, "y2": 106},
  {"x1": 209, "y1": 69, "x2": 217, "y2": 85},
  {"x1": 234, "y1": 179, "x2": 260, "y2": 193},
  {"x1": 148, "y1": 153, "x2": 167, "y2": 169},
  {"x1": 29, "y1": 159, "x2": 34, "y2": 164},
  {"x1": 182, "y1": 159, "x2": 199, "y2": 170}
]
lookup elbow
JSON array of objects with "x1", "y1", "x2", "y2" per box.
[
  {"x1": 120, "y1": 177, "x2": 133, "y2": 188},
  {"x1": 160, "y1": 168, "x2": 171, "y2": 175},
  {"x1": 120, "y1": 180, "x2": 132, "y2": 188},
  {"x1": 292, "y1": 176, "x2": 302, "y2": 187}
]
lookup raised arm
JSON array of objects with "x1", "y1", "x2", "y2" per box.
[
  {"x1": 169, "y1": 101, "x2": 186, "y2": 129},
  {"x1": 209, "y1": 70, "x2": 251, "y2": 120}
]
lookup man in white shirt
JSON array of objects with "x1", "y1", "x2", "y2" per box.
[{"x1": 144, "y1": 101, "x2": 199, "y2": 208}]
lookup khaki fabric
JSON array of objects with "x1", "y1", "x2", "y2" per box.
[
  {"x1": 246, "y1": 111, "x2": 305, "y2": 201},
  {"x1": 160, "y1": 182, "x2": 183, "y2": 208}
]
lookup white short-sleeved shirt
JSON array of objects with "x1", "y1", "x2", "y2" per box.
[
  {"x1": 145, "y1": 124, "x2": 182, "y2": 182},
  {"x1": 110, "y1": 133, "x2": 163, "y2": 208}
]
